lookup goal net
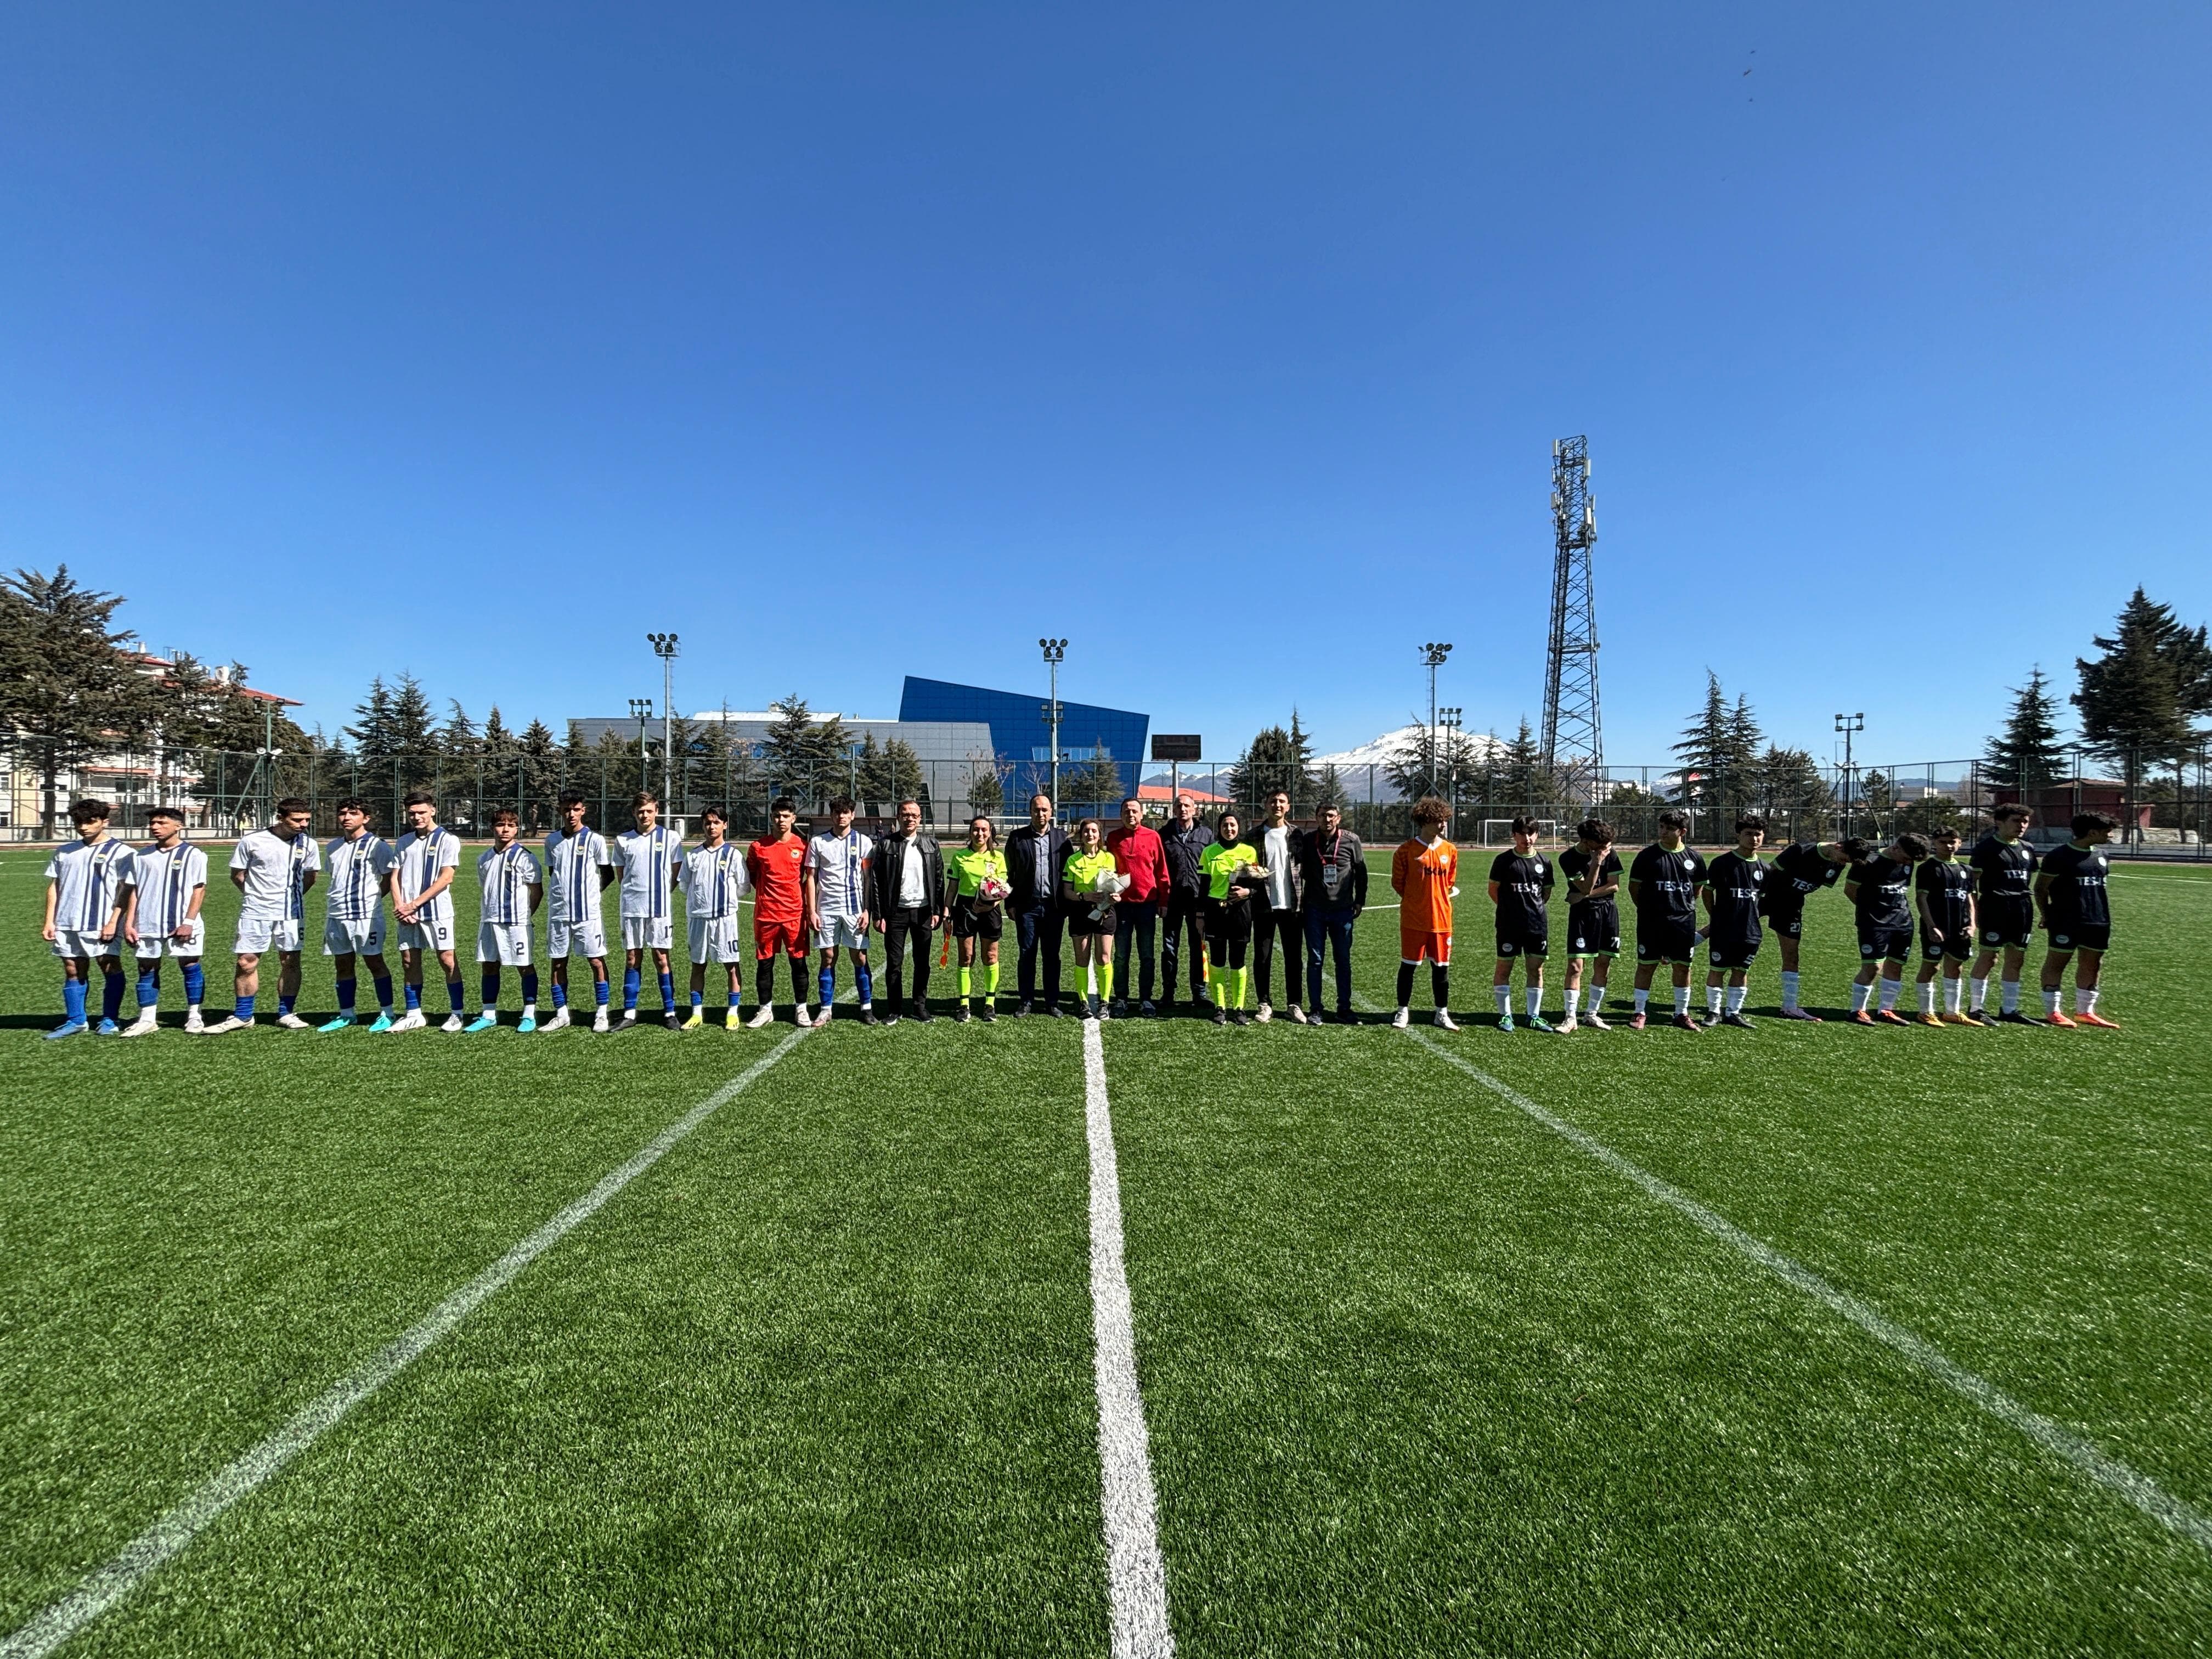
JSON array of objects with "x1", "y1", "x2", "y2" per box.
[{"x1": 1480, "y1": 819, "x2": 1562, "y2": 847}]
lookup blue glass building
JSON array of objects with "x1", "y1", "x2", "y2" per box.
[{"x1": 899, "y1": 676, "x2": 1149, "y2": 804}]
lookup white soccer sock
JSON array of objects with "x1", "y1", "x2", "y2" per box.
[
  {"x1": 1525, "y1": 985, "x2": 1542, "y2": 1019},
  {"x1": 2044, "y1": 988, "x2": 2062, "y2": 1014},
  {"x1": 1969, "y1": 976, "x2": 1988, "y2": 1012},
  {"x1": 1494, "y1": 984, "x2": 1513, "y2": 1017},
  {"x1": 1850, "y1": 981, "x2": 1870, "y2": 1013},
  {"x1": 1779, "y1": 969, "x2": 1799, "y2": 1011},
  {"x1": 1706, "y1": 984, "x2": 1723, "y2": 1015},
  {"x1": 1724, "y1": 984, "x2": 1746, "y2": 1015},
  {"x1": 1672, "y1": 987, "x2": 1690, "y2": 1017},
  {"x1": 1878, "y1": 979, "x2": 1901, "y2": 1013},
  {"x1": 2076, "y1": 986, "x2": 2099, "y2": 1015},
  {"x1": 1563, "y1": 988, "x2": 1580, "y2": 1018},
  {"x1": 1917, "y1": 981, "x2": 1936, "y2": 1014},
  {"x1": 1944, "y1": 979, "x2": 1962, "y2": 1014},
  {"x1": 2001, "y1": 979, "x2": 2021, "y2": 1014},
  {"x1": 1633, "y1": 987, "x2": 1649, "y2": 1013}
]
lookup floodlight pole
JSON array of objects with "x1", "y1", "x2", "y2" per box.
[
  {"x1": 1040, "y1": 638, "x2": 1068, "y2": 813},
  {"x1": 648, "y1": 633, "x2": 680, "y2": 807},
  {"x1": 1421, "y1": 643, "x2": 1453, "y2": 796},
  {"x1": 1835, "y1": 712, "x2": 1865, "y2": 837},
  {"x1": 630, "y1": 698, "x2": 653, "y2": 786},
  {"x1": 1440, "y1": 707, "x2": 1463, "y2": 820}
]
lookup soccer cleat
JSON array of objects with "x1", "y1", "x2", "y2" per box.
[
  {"x1": 541, "y1": 1007, "x2": 572, "y2": 1031},
  {"x1": 681, "y1": 1011, "x2": 703, "y2": 1030},
  {"x1": 745, "y1": 1006, "x2": 776, "y2": 1029},
  {"x1": 1435, "y1": 1009, "x2": 1460, "y2": 1031},
  {"x1": 200, "y1": 1014, "x2": 252, "y2": 1035},
  {"x1": 1390, "y1": 1007, "x2": 1410, "y2": 1028},
  {"x1": 121, "y1": 1011, "x2": 160, "y2": 1037},
  {"x1": 183, "y1": 1010, "x2": 205, "y2": 1034},
  {"x1": 613, "y1": 1012, "x2": 637, "y2": 1032},
  {"x1": 1719, "y1": 1013, "x2": 1756, "y2": 1030},
  {"x1": 1583, "y1": 1010, "x2": 1610, "y2": 1030},
  {"x1": 1876, "y1": 1009, "x2": 1910, "y2": 1026},
  {"x1": 1557, "y1": 1015, "x2": 1579, "y2": 1034},
  {"x1": 45, "y1": 1019, "x2": 89, "y2": 1041},
  {"x1": 1940, "y1": 1012, "x2": 1977, "y2": 1026},
  {"x1": 1671, "y1": 1014, "x2": 1702, "y2": 1032},
  {"x1": 724, "y1": 1008, "x2": 741, "y2": 1030},
  {"x1": 464, "y1": 1014, "x2": 499, "y2": 1034},
  {"x1": 1778, "y1": 1007, "x2": 1822, "y2": 1022},
  {"x1": 979, "y1": 1003, "x2": 996, "y2": 1023},
  {"x1": 366, "y1": 1011, "x2": 394, "y2": 1033},
  {"x1": 93, "y1": 1018, "x2": 120, "y2": 1036},
  {"x1": 2077, "y1": 1011, "x2": 2120, "y2": 1029},
  {"x1": 317, "y1": 1014, "x2": 354, "y2": 1034},
  {"x1": 1996, "y1": 1009, "x2": 2038, "y2": 1025},
  {"x1": 517, "y1": 1013, "x2": 538, "y2": 1034},
  {"x1": 440, "y1": 1013, "x2": 466, "y2": 1033},
  {"x1": 1213, "y1": 1006, "x2": 1230, "y2": 1026},
  {"x1": 276, "y1": 1012, "x2": 313, "y2": 1030},
  {"x1": 811, "y1": 1005, "x2": 834, "y2": 1028},
  {"x1": 860, "y1": 1007, "x2": 880, "y2": 1026},
  {"x1": 664, "y1": 1009, "x2": 681, "y2": 1029},
  {"x1": 388, "y1": 1010, "x2": 427, "y2": 1032},
  {"x1": 2047, "y1": 1011, "x2": 2078, "y2": 1028},
  {"x1": 1526, "y1": 1014, "x2": 1555, "y2": 1033},
  {"x1": 956, "y1": 1004, "x2": 972, "y2": 1023},
  {"x1": 1229, "y1": 1008, "x2": 1249, "y2": 1026},
  {"x1": 591, "y1": 1010, "x2": 612, "y2": 1032},
  {"x1": 1628, "y1": 1012, "x2": 1647, "y2": 1030},
  {"x1": 1849, "y1": 1010, "x2": 1875, "y2": 1025},
  {"x1": 1497, "y1": 1013, "x2": 1515, "y2": 1034},
  {"x1": 1918, "y1": 1013, "x2": 1946, "y2": 1028}
]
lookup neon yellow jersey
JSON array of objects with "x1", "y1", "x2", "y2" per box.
[
  {"x1": 947, "y1": 845, "x2": 1007, "y2": 897},
  {"x1": 1063, "y1": 848, "x2": 1117, "y2": 894},
  {"x1": 1200, "y1": 840, "x2": 1259, "y2": 900}
]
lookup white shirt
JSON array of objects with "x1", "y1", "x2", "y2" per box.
[
  {"x1": 612, "y1": 825, "x2": 683, "y2": 920},
  {"x1": 324, "y1": 832, "x2": 394, "y2": 923},
  {"x1": 681, "y1": 841, "x2": 751, "y2": 919},
  {"x1": 805, "y1": 830, "x2": 874, "y2": 916},
  {"x1": 544, "y1": 828, "x2": 612, "y2": 924},
  {"x1": 898, "y1": 839, "x2": 927, "y2": 909},
  {"x1": 47, "y1": 836, "x2": 134, "y2": 933},
  {"x1": 132, "y1": 841, "x2": 208, "y2": 936},
  {"x1": 393, "y1": 826, "x2": 461, "y2": 925},
  {"x1": 1262, "y1": 825, "x2": 1295, "y2": 909},
  {"x1": 232, "y1": 828, "x2": 320, "y2": 922},
  {"x1": 477, "y1": 843, "x2": 542, "y2": 927}
]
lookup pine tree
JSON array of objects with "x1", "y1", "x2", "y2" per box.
[
  {"x1": 1753, "y1": 746, "x2": 1833, "y2": 827},
  {"x1": 345, "y1": 676, "x2": 397, "y2": 758},
  {"x1": 1229, "y1": 724, "x2": 1305, "y2": 808},
  {"x1": 963, "y1": 749, "x2": 1006, "y2": 817},
  {"x1": 482, "y1": 705, "x2": 517, "y2": 755},
  {"x1": 0, "y1": 567, "x2": 165, "y2": 834},
  {"x1": 1982, "y1": 668, "x2": 2068, "y2": 791},
  {"x1": 1312, "y1": 763, "x2": 1348, "y2": 812},
  {"x1": 761, "y1": 695, "x2": 849, "y2": 803},
  {"x1": 2074, "y1": 589, "x2": 2211, "y2": 794},
  {"x1": 439, "y1": 699, "x2": 480, "y2": 759},
  {"x1": 1499, "y1": 718, "x2": 1558, "y2": 806},
  {"x1": 1672, "y1": 672, "x2": 1733, "y2": 815},
  {"x1": 388, "y1": 674, "x2": 437, "y2": 753},
  {"x1": 518, "y1": 718, "x2": 562, "y2": 832},
  {"x1": 1724, "y1": 695, "x2": 1763, "y2": 811}
]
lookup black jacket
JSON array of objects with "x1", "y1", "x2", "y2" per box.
[
  {"x1": 1246, "y1": 821, "x2": 1308, "y2": 913},
  {"x1": 1296, "y1": 826, "x2": 1368, "y2": 914},
  {"x1": 1158, "y1": 819, "x2": 1216, "y2": 898},
  {"x1": 1002, "y1": 823, "x2": 1072, "y2": 912},
  {"x1": 868, "y1": 831, "x2": 944, "y2": 919}
]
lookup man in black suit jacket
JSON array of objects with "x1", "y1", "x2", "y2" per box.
[
  {"x1": 1002, "y1": 793, "x2": 1072, "y2": 1015},
  {"x1": 868, "y1": 798, "x2": 944, "y2": 1023}
]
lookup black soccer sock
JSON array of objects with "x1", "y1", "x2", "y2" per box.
[
  {"x1": 1396, "y1": 962, "x2": 1415, "y2": 1007},
  {"x1": 756, "y1": 960, "x2": 775, "y2": 1009},
  {"x1": 790, "y1": 958, "x2": 810, "y2": 1007},
  {"x1": 1431, "y1": 964, "x2": 1450, "y2": 1008}
]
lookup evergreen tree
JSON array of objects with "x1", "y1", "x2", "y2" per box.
[
  {"x1": 853, "y1": 731, "x2": 889, "y2": 810},
  {"x1": 880, "y1": 738, "x2": 929, "y2": 813},
  {"x1": 387, "y1": 673, "x2": 437, "y2": 753},
  {"x1": 2074, "y1": 589, "x2": 2212, "y2": 794},
  {"x1": 439, "y1": 698, "x2": 480, "y2": 759},
  {"x1": 1724, "y1": 695, "x2": 1763, "y2": 809},
  {"x1": 1499, "y1": 718, "x2": 1559, "y2": 805},
  {"x1": 1312, "y1": 763, "x2": 1348, "y2": 812},
  {"x1": 345, "y1": 676, "x2": 397, "y2": 759},
  {"x1": 1064, "y1": 751, "x2": 1122, "y2": 813},
  {"x1": 1672, "y1": 672, "x2": 1733, "y2": 814},
  {"x1": 0, "y1": 567, "x2": 165, "y2": 834},
  {"x1": 1753, "y1": 746, "x2": 1834, "y2": 828},
  {"x1": 1862, "y1": 770, "x2": 1893, "y2": 811},
  {"x1": 1229, "y1": 724, "x2": 1308, "y2": 807},
  {"x1": 761, "y1": 694, "x2": 849, "y2": 803},
  {"x1": 518, "y1": 718, "x2": 562, "y2": 832},
  {"x1": 1982, "y1": 668, "x2": 2068, "y2": 791},
  {"x1": 482, "y1": 705, "x2": 518, "y2": 755},
  {"x1": 963, "y1": 749, "x2": 1006, "y2": 817}
]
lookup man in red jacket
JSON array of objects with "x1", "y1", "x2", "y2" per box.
[{"x1": 1106, "y1": 797, "x2": 1172, "y2": 1018}]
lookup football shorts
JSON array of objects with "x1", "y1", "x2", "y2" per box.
[
  {"x1": 1634, "y1": 916, "x2": 1699, "y2": 965},
  {"x1": 688, "y1": 913, "x2": 747, "y2": 964},
  {"x1": 1857, "y1": 923, "x2": 1913, "y2": 963},
  {"x1": 2046, "y1": 923, "x2": 2112, "y2": 954},
  {"x1": 1494, "y1": 926, "x2": 1549, "y2": 960},
  {"x1": 323, "y1": 914, "x2": 386, "y2": 958},
  {"x1": 754, "y1": 914, "x2": 808, "y2": 961},
  {"x1": 546, "y1": 917, "x2": 608, "y2": 960},
  {"x1": 50, "y1": 928, "x2": 120, "y2": 961},
  {"x1": 135, "y1": 918, "x2": 206, "y2": 960},
  {"x1": 814, "y1": 912, "x2": 868, "y2": 951},
  {"x1": 620, "y1": 914, "x2": 674, "y2": 951},
  {"x1": 396, "y1": 916, "x2": 454, "y2": 953},
  {"x1": 1977, "y1": 900, "x2": 2034, "y2": 950},
  {"x1": 235, "y1": 916, "x2": 303, "y2": 955},
  {"x1": 1920, "y1": 928, "x2": 1974, "y2": 963},
  {"x1": 950, "y1": 900, "x2": 1005, "y2": 941},
  {"x1": 1708, "y1": 934, "x2": 1761, "y2": 972},
  {"x1": 1764, "y1": 902, "x2": 1805, "y2": 940},
  {"x1": 1565, "y1": 904, "x2": 1620, "y2": 958},
  {"x1": 477, "y1": 921, "x2": 533, "y2": 966},
  {"x1": 1400, "y1": 928, "x2": 1452, "y2": 966}
]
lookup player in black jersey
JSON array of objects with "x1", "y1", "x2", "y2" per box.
[
  {"x1": 2036, "y1": 811, "x2": 2120, "y2": 1028},
  {"x1": 1699, "y1": 815, "x2": 1768, "y2": 1028},
  {"x1": 1845, "y1": 833, "x2": 1931, "y2": 1024},
  {"x1": 1487, "y1": 817, "x2": 1555, "y2": 1032},
  {"x1": 1967, "y1": 805, "x2": 2040, "y2": 1023},
  {"x1": 1558, "y1": 818, "x2": 1621, "y2": 1032},
  {"x1": 1763, "y1": 836, "x2": 1867, "y2": 1019},
  {"x1": 1627, "y1": 810, "x2": 1707, "y2": 1030},
  {"x1": 1911, "y1": 827, "x2": 1977, "y2": 1025}
]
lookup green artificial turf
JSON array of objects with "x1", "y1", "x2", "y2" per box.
[{"x1": 3, "y1": 846, "x2": 2207, "y2": 1655}]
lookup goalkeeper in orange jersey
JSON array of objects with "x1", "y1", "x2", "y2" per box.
[{"x1": 1390, "y1": 795, "x2": 1460, "y2": 1031}]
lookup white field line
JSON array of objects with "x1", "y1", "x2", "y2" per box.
[
  {"x1": 1390, "y1": 1022, "x2": 2212, "y2": 1555},
  {"x1": 1, "y1": 1023, "x2": 817, "y2": 1659},
  {"x1": 1082, "y1": 1018, "x2": 1176, "y2": 1659}
]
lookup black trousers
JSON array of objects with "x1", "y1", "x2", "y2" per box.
[
  {"x1": 1250, "y1": 904, "x2": 1305, "y2": 1008},
  {"x1": 1159, "y1": 888, "x2": 1208, "y2": 1000},
  {"x1": 883, "y1": 907, "x2": 934, "y2": 1007},
  {"x1": 1015, "y1": 904, "x2": 1064, "y2": 1005},
  {"x1": 1111, "y1": 900, "x2": 1158, "y2": 1002}
]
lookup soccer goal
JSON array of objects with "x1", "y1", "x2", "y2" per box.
[{"x1": 1481, "y1": 819, "x2": 1562, "y2": 847}]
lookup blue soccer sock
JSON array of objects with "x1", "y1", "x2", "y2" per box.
[
  {"x1": 236, "y1": 992, "x2": 257, "y2": 1023},
  {"x1": 856, "y1": 964, "x2": 873, "y2": 1006},
  {"x1": 480, "y1": 968, "x2": 500, "y2": 1008},
  {"x1": 657, "y1": 969, "x2": 674, "y2": 1010},
  {"x1": 520, "y1": 970, "x2": 538, "y2": 1007},
  {"x1": 551, "y1": 979, "x2": 568, "y2": 1009},
  {"x1": 819, "y1": 964, "x2": 836, "y2": 1008},
  {"x1": 63, "y1": 979, "x2": 88, "y2": 1024},
  {"x1": 183, "y1": 961, "x2": 205, "y2": 1005},
  {"x1": 136, "y1": 968, "x2": 159, "y2": 1009},
  {"x1": 446, "y1": 978, "x2": 466, "y2": 1014},
  {"x1": 371, "y1": 973, "x2": 394, "y2": 1012},
  {"x1": 691, "y1": 986, "x2": 704, "y2": 1008},
  {"x1": 404, "y1": 981, "x2": 422, "y2": 1011},
  {"x1": 336, "y1": 976, "x2": 358, "y2": 1015},
  {"x1": 623, "y1": 967, "x2": 641, "y2": 1012},
  {"x1": 595, "y1": 978, "x2": 611, "y2": 1008},
  {"x1": 278, "y1": 991, "x2": 297, "y2": 1017}
]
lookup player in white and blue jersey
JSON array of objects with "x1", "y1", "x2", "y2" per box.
[
  {"x1": 319, "y1": 796, "x2": 397, "y2": 1031},
  {"x1": 543, "y1": 791, "x2": 616, "y2": 1032},
  {"x1": 680, "y1": 804, "x2": 752, "y2": 1029},
  {"x1": 388, "y1": 791, "x2": 464, "y2": 1032},
  {"x1": 41, "y1": 799, "x2": 134, "y2": 1038},
  {"x1": 612, "y1": 791, "x2": 684, "y2": 1030},
  {"x1": 120, "y1": 806, "x2": 208, "y2": 1035},
  {"x1": 202, "y1": 798, "x2": 319, "y2": 1035},
  {"x1": 467, "y1": 808, "x2": 543, "y2": 1033},
  {"x1": 804, "y1": 795, "x2": 875, "y2": 1026}
]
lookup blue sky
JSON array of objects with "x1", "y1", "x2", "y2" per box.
[{"x1": 4, "y1": 3, "x2": 2208, "y2": 772}]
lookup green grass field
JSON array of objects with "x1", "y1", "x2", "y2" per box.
[{"x1": 3, "y1": 844, "x2": 2209, "y2": 1656}]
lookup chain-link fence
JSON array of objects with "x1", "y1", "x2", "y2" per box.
[{"x1": 4, "y1": 740, "x2": 2208, "y2": 855}]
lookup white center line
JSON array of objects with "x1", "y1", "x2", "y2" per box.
[
  {"x1": 1392, "y1": 1022, "x2": 2212, "y2": 1554},
  {"x1": 1082, "y1": 1017, "x2": 1176, "y2": 1659},
  {"x1": 2, "y1": 1024, "x2": 818, "y2": 1659}
]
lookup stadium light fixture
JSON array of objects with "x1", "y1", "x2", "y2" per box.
[
  {"x1": 1040, "y1": 639, "x2": 1068, "y2": 811},
  {"x1": 648, "y1": 634, "x2": 680, "y2": 808},
  {"x1": 629, "y1": 697, "x2": 653, "y2": 768},
  {"x1": 1835, "y1": 712, "x2": 1865, "y2": 836},
  {"x1": 1421, "y1": 644, "x2": 1454, "y2": 797}
]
